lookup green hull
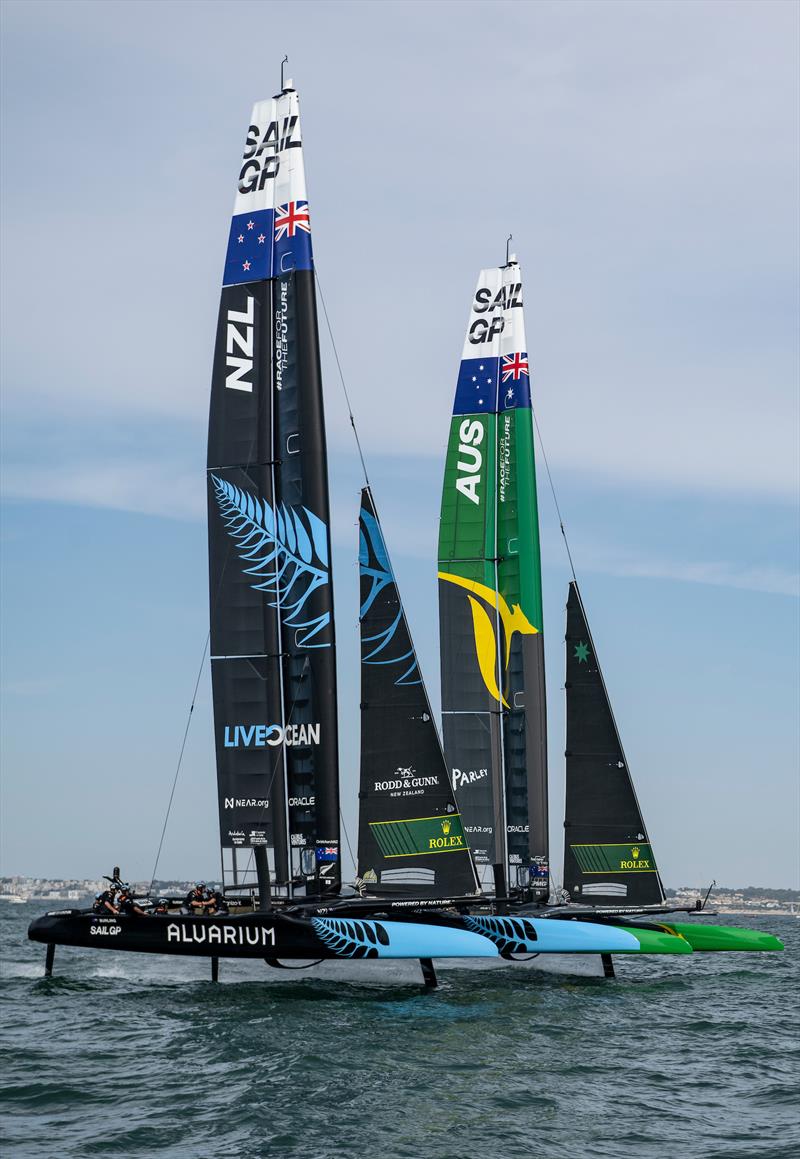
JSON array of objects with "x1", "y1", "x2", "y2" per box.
[
  {"x1": 613, "y1": 925, "x2": 694, "y2": 954},
  {"x1": 660, "y1": 922, "x2": 784, "y2": 952}
]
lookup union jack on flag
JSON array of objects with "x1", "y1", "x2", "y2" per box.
[
  {"x1": 274, "y1": 200, "x2": 311, "y2": 241},
  {"x1": 501, "y1": 352, "x2": 529, "y2": 382}
]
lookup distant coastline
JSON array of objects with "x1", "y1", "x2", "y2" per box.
[{"x1": 2, "y1": 876, "x2": 798, "y2": 914}]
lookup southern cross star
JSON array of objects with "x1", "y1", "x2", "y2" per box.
[{"x1": 574, "y1": 641, "x2": 590, "y2": 663}]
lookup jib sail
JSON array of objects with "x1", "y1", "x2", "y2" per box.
[
  {"x1": 207, "y1": 80, "x2": 340, "y2": 896},
  {"x1": 563, "y1": 582, "x2": 664, "y2": 907},
  {"x1": 357, "y1": 488, "x2": 479, "y2": 897},
  {"x1": 437, "y1": 259, "x2": 549, "y2": 898}
]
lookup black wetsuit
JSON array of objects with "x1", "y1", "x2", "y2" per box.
[
  {"x1": 118, "y1": 897, "x2": 145, "y2": 916},
  {"x1": 93, "y1": 890, "x2": 116, "y2": 914}
]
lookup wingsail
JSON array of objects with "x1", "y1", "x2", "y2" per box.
[
  {"x1": 207, "y1": 81, "x2": 339, "y2": 896},
  {"x1": 438, "y1": 261, "x2": 549, "y2": 897}
]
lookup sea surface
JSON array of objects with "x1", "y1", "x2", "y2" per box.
[{"x1": 1, "y1": 904, "x2": 797, "y2": 1159}]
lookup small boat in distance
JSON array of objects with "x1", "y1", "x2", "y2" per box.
[{"x1": 28, "y1": 75, "x2": 783, "y2": 983}]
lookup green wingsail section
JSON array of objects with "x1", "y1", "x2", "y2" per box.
[
  {"x1": 613, "y1": 926, "x2": 694, "y2": 954},
  {"x1": 660, "y1": 922, "x2": 784, "y2": 952}
]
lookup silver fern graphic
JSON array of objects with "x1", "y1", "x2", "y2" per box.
[
  {"x1": 359, "y1": 508, "x2": 420, "y2": 685},
  {"x1": 312, "y1": 917, "x2": 390, "y2": 958},
  {"x1": 463, "y1": 915, "x2": 539, "y2": 955},
  {"x1": 211, "y1": 476, "x2": 331, "y2": 646}
]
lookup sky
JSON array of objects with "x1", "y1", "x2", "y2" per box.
[{"x1": 1, "y1": 0, "x2": 798, "y2": 889}]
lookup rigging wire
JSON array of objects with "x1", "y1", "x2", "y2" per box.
[
  {"x1": 314, "y1": 266, "x2": 371, "y2": 489},
  {"x1": 531, "y1": 408, "x2": 579, "y2": 587},
  {"x1": 313, "y1": 263, "x2": 369, "y2": 874},
  {"x1": 148, "y1": 630, "x2": 211, "y2": 893}
]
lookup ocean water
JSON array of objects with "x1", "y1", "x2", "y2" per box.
[{"x1": 1, "y1": 905, "x2": 797, "y2": 1159}]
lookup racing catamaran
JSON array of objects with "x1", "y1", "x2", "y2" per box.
[
  {"x1": 29, "y1": 79, "x2": 782, "y2": 982},
  {"x1": 436, "y1": 256, "x2": 784, "y2": 963}
]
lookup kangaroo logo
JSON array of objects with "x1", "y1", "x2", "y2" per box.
[{"x1": 438, "y1": 572, "x2": 538, "y2": 705}]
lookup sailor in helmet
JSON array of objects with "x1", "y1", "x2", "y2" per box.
[
  {"x1": 116, "y1": 887, "x2": 150, "y2": 917},
  {"x1": 92, "y1": 886, "x2": 118, "y2": 915},
  {"x1": 182, "y1": 882, "x2": 212, "y2": 915}
]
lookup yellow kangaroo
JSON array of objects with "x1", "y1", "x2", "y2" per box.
[{"x1": 438, "y1": 572, "x2": 538, "y2": 706}]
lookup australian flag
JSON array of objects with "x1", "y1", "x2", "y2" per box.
[{"x1": 223, "y1": 201, "x2": 313, "y2": 287}]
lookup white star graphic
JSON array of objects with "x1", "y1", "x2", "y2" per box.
[
  {"x1": 247, "y1": 220, "x2": 255, "y2": 230},
  {"x1": 472, "y1": 376, "x2": 477, "y2": 382},
  {"x1": 237, "y1": 234, "x2": 244, "y2": 243},
  {"x1": 243, "y1": 260, "x2": 251, "y2": 271},
  {"x1": 257, "y1": 234, "x2": 266, "y2": 244},
  {"x1": 479, "y1": 364, "x2": 484, "y2": 370}
]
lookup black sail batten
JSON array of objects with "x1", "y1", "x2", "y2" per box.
[
  {"x1": 563, "y1": 582, "x2": 665, "y2": 907},
  {"x1": 207, "y1": 88, "x2": 340, "y2": 897},
  {"x1": 357, "y1": 488, "x2": 480, "y2": 897}
]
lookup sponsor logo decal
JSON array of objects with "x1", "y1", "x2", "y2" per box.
[
  {"x1": 238, "y1": 116, "x2": 300, "y2": 194},
  {"x1": 167, "y1": 922, "x2": 276, "y2": 947},
  {"x1": 452, "y1": 766, "x2": 488, "y2": 791},
  {"x1": 571, "y1": 843, "x2": 657, "y2": 874},
  {"x1": 373, "y1": 766, "x2": 440, "y2": 798},
  {"x1": 224, "y1": 798, "x2": 269, "y2": 809},
  {"x1": 288, "y1": 796, "x2": 315, "y2": 807},
  {"x1": 90, "y1": 924, "x2": 121, "y2": 936},
  {"x1": 369, "y1": 813, "x2": 467, "y2": 858},
  {"x1": 223, "y1": 723, "x2": 320, "y2": 748},
  {"x1": 467, "y1": 283, "x2": 523, "y2": 345},
  {"x1": 437, "y1": 573, "x2": 538, "y2": 705}
]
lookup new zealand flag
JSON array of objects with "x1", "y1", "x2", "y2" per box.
[{"x1": 223, "y1": 201, "x2": 314, "y2": 287}]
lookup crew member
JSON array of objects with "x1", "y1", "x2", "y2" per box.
[
  {"x1": 152, "y1": 898, "x2": 170, "y2": 914},
  {"x1": 183, "y1": 883, "x2": 212, "y2": 914},
  {"x1": 93, "y1": 887, "x2": 118, "y2": 915},
  {"x1": 116, "y1": 888, "x2": 150, "y2": 917},
  {"x1": 205, "y1": 887, "x2": 229, "y2": 916}
]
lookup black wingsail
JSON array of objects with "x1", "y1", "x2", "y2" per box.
[
  {"x1": 357, "y1": 489, "x2": 480, "y2": 897},
  {"x1": 207, "y1": 81, "x2": 339, "y2": 898},
  {"x1": 563, "y1": 583, "x2": 664, "y2": 907}
]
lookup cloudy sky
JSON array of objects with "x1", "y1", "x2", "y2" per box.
[{"x1": 2, "y1": 0, "x2": 798, "y2": 889}]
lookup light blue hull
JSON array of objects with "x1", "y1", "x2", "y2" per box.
[{"x1": 311, "y1": 915, "x2": 640, "y2": 958}]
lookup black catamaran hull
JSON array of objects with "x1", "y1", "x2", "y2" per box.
[{"x1": 28, "y1": 908, "x2": 653, "y2": 962}]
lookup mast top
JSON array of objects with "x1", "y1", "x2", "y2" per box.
[
  {"x1": 279, "y1": 55, "x2": 295, "y2": 94},
  {"x1": 505, "y1": 234, "x2": 518, "y2": 267}
]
